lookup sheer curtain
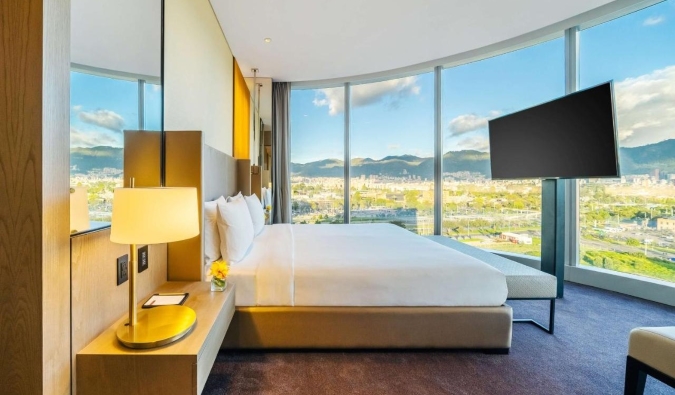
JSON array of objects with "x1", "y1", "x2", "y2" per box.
[{"x1": 271, "y1": 82, "x2": 291, "y2": 223}]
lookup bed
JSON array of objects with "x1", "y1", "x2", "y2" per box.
[
  {"x1": 221, "y1": 223, "x2": 513, "y2": 351},
  {"x1": 194, "y1": 143, "x2": 512, "y2": 351}
]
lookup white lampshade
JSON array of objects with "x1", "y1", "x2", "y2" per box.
[
  {"x1": 110, "y1": 187, "x2": 199, "y2": 245},
  {"x1": 70, "y1": 187, "x2": 90, "y2": 233}
]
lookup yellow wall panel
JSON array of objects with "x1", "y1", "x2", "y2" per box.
[{"x1": 233, "y1": 59, "x2": 251, "y2": 159}]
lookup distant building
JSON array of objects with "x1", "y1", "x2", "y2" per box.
[
  {"x1": 649, "y1": 217, "x2": 675, "y2": 231},
  {"x1": 499, "y1": 232, "x2": 532, "y2": 245}
]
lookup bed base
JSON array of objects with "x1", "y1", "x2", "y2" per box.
[{"x1": 221, "y1": 305, "x2": 512, "y2": 350}]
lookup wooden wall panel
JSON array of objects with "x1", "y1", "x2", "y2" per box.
[
  {"x1": 0, "y1": 2, "x2": 44, "y2": 393},
  {"x1": 124, "y1": 131, "x2": 162, "y2": 187},
  {"x1": 0, "y1": 0, "x2": 71, "y2": 394},
  {"x1": 237, "y1": 159, "x2": 252, "y2": 196},
  {"x1": 42, "y1": 0, "x2": 72, "y2": 392},
  {"x1": 71, "y1": 229, "x2": 167, "y2": 394},
  {"x1": 251, "y1": 166, "x2": 262, "y2": 200},
  {"x1": 233, "y1": 59, "x2": 250, "y2": 160},
  {"x1": 165, "y1": 131, "x2": 204, "y2": 281}
]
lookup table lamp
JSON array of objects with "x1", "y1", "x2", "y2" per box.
[{"x1": 110, "y1": 184, "x2": 199, "y2": 349}]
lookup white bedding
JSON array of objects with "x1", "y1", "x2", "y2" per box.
[{"x1": 227, "y1": 223, "x2": 508, "y2": 307}]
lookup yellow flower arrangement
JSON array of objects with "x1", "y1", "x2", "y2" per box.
[{"x1": 210, "y1": 260, "x2": 229, "y2": 280}]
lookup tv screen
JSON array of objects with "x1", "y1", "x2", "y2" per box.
[{"x1": 488, "y1": 82, "x2": 619, "y2": 180}]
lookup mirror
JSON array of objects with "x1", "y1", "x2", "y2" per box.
[{"x1": 69, "y1": 0, "x2": 163, "y2": 233}]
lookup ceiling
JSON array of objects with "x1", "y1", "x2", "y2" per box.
[{"x1": 210, "y1": 0, "x2": 617, "y2": 82}]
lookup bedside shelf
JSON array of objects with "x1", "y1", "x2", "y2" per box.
[{"x1": 77, "y1": 281, "x2": 235, "y2": 395}]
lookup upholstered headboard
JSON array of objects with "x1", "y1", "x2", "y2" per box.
[{"x1": 203, "y1": 144, "x2": 238, "y2": 201}]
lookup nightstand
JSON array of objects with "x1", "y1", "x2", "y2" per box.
[{"x1": 77, "y1": 281, "x2": 235, "y2": 395}]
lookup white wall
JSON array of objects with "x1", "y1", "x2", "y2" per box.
[
  {"x1": 71, "y1": 0, "x2": 161, "y2": 78},
  {"x1": 164, "y1": 0, "x2": 234, "y2": 155}
]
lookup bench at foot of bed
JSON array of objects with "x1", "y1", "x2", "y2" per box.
[{"x1": 427, "y1": 236, "x2": 558, "y2": 334}]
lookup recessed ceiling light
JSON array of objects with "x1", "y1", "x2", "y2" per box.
[{"x1": 264, "y1": 38, "x2": 272, "y2": 43}]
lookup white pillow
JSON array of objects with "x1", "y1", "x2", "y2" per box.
[
  {"x1": 227, "y1": 192, "x2": 243, "y2": 202},
  {"x1": 244, "y1": 194, "x2": 265, "y2": 236},
  {"x1": 203, "y1": 196, "x2": 226, "y2": 265},
  {"x1": 216, "y1": 197, "x2": 254, "y2": 263}
]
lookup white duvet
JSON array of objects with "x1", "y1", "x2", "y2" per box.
[{"x1": 228, "y1": 223, "x2": 508, "y2": 307}]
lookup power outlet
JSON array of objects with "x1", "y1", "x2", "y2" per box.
[
  {"x1": 117, "y1": 254, "x2": 129, "y2": 285},
  {"x1": 138, "y1": 245, "x2": 149, "y2": 273}
]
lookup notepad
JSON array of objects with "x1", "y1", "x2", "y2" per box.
[{"x1": 142, "y1": 293, "x2": 189, "y2": 308}]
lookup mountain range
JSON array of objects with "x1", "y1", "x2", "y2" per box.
[
  {"x1": 70, "y1": 139, "x2": 675, "y2": 178},
  {"x1": 292, "y1": 139, "x2": 675, "y2": 178},
  {"x1": 70, "y1": 146, "x2": 123, "y2": 174}
]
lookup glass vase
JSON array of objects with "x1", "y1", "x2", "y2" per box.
[{"x1": 211, "y1": 276, "x2": 227, "y2": 292}]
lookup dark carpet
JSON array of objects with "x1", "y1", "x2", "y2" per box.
[{"x1": 203, "y1": 282, "x2": 675, "y2": 395}]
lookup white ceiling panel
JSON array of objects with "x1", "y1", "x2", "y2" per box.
[{"x1": 210, "y1": 0, "x2": 620, "y2": 82}]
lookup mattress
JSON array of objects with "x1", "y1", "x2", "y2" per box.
[{"x1": 227, "y1": 223, "x2": 508, "y2": 307}]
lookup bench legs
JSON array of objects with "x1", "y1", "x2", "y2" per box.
[
  {"x1": 625, "y1": 356, "x2": 647, "y2": 395},
  {"x1": 624, "y1": 355, "x2": 675, "y2": 395},
  {"x1": 511, "y1": 298, "x2": 555, "y2": 334}
]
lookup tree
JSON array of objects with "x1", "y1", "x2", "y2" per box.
[{"x1": 626, "y1": 238, "x2": 640, "y2": 247}]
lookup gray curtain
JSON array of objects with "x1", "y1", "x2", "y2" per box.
[{"x1": 271, "y1": 82, "x2": 292, "y2": 223}]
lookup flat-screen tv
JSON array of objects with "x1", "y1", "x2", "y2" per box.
[{"x1": 488, "y1": 82, "x2": 619, "y2": 180}]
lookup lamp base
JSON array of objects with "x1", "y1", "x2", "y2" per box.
[{"x1": 116, "y1": 305, "x2": 197, "y2": 349}]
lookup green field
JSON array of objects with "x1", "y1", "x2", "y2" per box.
[
  {"x1": 463, "y1": 237, "x2": 542, "y2": 257},
  {"x1": 581, "y1": 249, "x2": 675, "y2": 282}
]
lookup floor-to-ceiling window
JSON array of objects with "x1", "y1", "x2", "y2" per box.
[
  {"x1": 578, "y1": 0, "x2": 675, "y2": 282},
  {"x1": 290, "y1": 87, "x2": 346, "y2": 224},
  {"x1": 350, "y1": 73, "x2": 435, "y2": 234},
  {"x1": 441, "y1": 38, "x2": 565, "y2": 256}
]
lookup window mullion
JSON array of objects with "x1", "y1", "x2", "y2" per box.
[
  {"x1": 564, "y1": 27, "x2": 580, "y2": 268},
  {"x1": 138, "y1": 79, "x2": 146, "y2": 130},
  {"x1": 344, "y1": 82, "x2": 351, "y2": 224}
]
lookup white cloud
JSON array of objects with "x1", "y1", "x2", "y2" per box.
[
  {"x1": 78, "y1": 109, "x2": 125, "y2": 132},
  {"x1": 457, "y1": 135, "x2": 490, "y2": 152},
  {"x1": 72, "y1": 105, "x2": 82, "y2": 112},
  {"x1": 313, "y1": 76, "x2": 420, "y2": 115},
  {"x1": 448, "y1": 113, "x2": 490, "y2": 136},
  {"x1": 313, "y1": 87, "x2": 344, "y2": 116},
  {"x1": 70, "y1": 127, "x2": 121, "y2": 148},
  {"x1": 387, "y1": 143, "x2": 401, "y2": 150},
  {"x1": 643, "y1": 16, "x2": 665, "y2": 26},
  {"x1": 613, "y1": 65, "x2": 675, "y2": 146}
]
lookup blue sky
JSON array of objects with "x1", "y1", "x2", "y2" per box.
[
  {"x1": 70, "y1": 72, "x2": 161, "y2": 148},
  {"x1": 290, "y1": 0, "x2": 675, "y2": 164}
]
